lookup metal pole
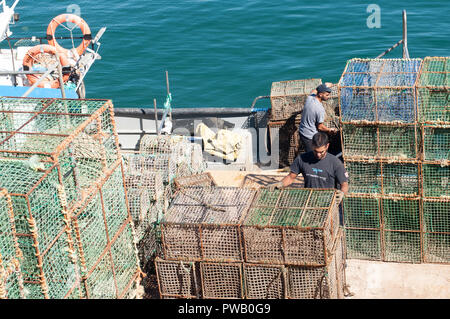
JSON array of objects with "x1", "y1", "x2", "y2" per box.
[
  {"x1": 154, "y1": 98, "x2": 160, "y2": 136},
  {"x1": 54, "y1": 50, "x2": 66, "y2": 99},
  {"x1": 166, "y1": 70, "x2": 172, "y2": 121},
  {"x1": 402, "y1": 10, "x2": 410, "y2": 59}
]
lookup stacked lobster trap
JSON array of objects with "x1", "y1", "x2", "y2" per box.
[
  {"x1": 121, "y1": 135, "x2": 206, "y2": 270},
  {"x1": 417, "y1": 57, "x2": 450, "y2": 264},
  {"x1": 339, "y1": 57, "x2": 450, "y2": 264},
  {"x1": 155, "y1": 187, "x2": 347, "y2": 299},
  {"x1": 0, "y1": 97, "x2": 142, "y2": 299},
  {"x1": 268, "y1": 79, "x2": 341, "y2": 167}
]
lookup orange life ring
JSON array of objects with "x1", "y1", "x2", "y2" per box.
[
  {"x1": 23, "y1": 44, "x2": 70, "y2": 88},
  {"x1": 47, "y1": 14, "x2": 92, "y2": 56}
]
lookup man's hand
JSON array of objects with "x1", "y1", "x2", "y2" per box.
[
  {"x1": 329, "y1": 128, "x2": 339, "y2": 135},
  {"x1": 335, "y1": 190, "x2": 345, "y2": 204},
  {"x1": 267, "y1": 181, "x2": 284, "y2": 192}
]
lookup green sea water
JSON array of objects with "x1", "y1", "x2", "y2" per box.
[{"x1": 8, "y1": 0, "x2": 450, "y2": 108}]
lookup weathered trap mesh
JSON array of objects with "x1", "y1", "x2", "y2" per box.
[
  {"x1": 71, "y1": 159, "x2": 141, "y2": 299},
  {"x1": 174, "y1": 173, "x2": 216, "y2": 189},
  {"x1": 162, "y1": 187, "x2": 256, "y2": 262},
  {"x1": 0, "y1": 256, "x2": 25, "y2": 299},
  {"x1": 339, "y1": 58, "x2": 422, "y2": 123},
  {"x1": 270, "y1": 79, "x2": 322, "y2": 121},
  {"x1": 268, "y1": 119, "x2": 300, "y2": 167},
  {"x1": 422, "y1": 163, "x2": 450, "y2": 199},
  {"x1": 241, "y1": 174, "x2": 304, "y2": 189},
  {"x1": 345, "y1": 160, "x2": 419, "y2": 197},
  {"x1": 242, "y1": 188, "x2": 341, "y2": 266},
  {"x1": 417, "y1": 57, "x2": 450, "y2": 124},
  {"x1": 155, "y1": 258, "x2": 199, "y2": 299},
  {"x1": 121, "y1": 151, "x2": 167, "y2": 243},
  {"x1": 244, "y1": 264, "x2": 286, "y2": 299},
  {"x1": 423, "y1": 125, "x2": 450, "y2": 162},
  {"x1": 287, "y1": 230, "x2": 345, "y2": 299},
  {"x1": 342, "y1": 123, "x2": 419, "y2": 160},
  {"x1": 0, "y1": 98, "x2": 121, "y2": 210},
  {"x1": 200, "y1": 262, "x2": 243, "y2": 299},
  {"x1": 0, "y1": 98, "x2": 142, "y2": 298},
  {"x1": 139, "y1": 135, "x2": 206, "y2": 180},
  {"x1": 0, "y1": 159, "x2": 80, "y2": 299},
  {"x1": 0, "y1": 189, "x2": 21, "y2": 267},
  {"x1": 268, "y1": 116, "x2": 301, "y2": 168},
  {"x1": 0, "y1": 189, "x2": 25, "y2": 299}
]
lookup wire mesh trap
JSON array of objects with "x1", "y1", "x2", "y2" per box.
[
  {"x1": 417, "y1": 57, "x2": 450, "y2": 124},
  {"x1": 341, "y1": 123, "x2": 419, "y2": 161},
  {"x1": 422, "y1": 125, "x2": 450, "y2": 162},
  {"x1": 0, "y1": 98, "x2": 121, "y2": 209},
  {"x1": 71, "y1": 159, "x2": 141, "y2": 299},
  {"x1": 287, "y1": 229, "x2": 346, "y2": 299},
  {"x1": 161, "y1": 187, "x2": 256, "y2": 262},
  {"x1": 242, "y1": 188, "x2": 341, "y2": 266},
  {"x1": 339, "y1": 58, "x2": 422, "y2": 124},
  {"x1": 155, "y1": 258, "x2": 200, "y2": 299},
  {"x1": 155, "y1": 227, "x2": 347, "y2": 299},
  {"x1": 200, "y1": 262, "x2": 244, "y2": 299},
  {"x1": 345, "y1": 159, "x2": 419, "y2": 197},
  {"x1": 270, "y1": 79, "x2": 322, "y2": 121},
  {"x1": 139, "y1": 135, "x2": 206, "y2": 180},
  {"x1": 241, "y1": 174, "x2": 304, "y2": 189},
  {"x1": 0, "y1": 189, "x2": 25, "y2": 299},
  {"x1": 267, "y1": 116, "x2": 302, "y2": 168},
  {"x1": 0, "y1": 97, "x2": 142, "y2": 298},
  {"x1": 174, "y1": 173, "x2": 216, "y2": 190}
]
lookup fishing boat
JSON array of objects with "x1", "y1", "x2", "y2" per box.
[
  {"x1": 111, "y1": 10, "x2": 450, "y2": 299},
  {"x1": 0, "y1": 0, "x2": 106, "y2": 99},
  {"x1": 0, "y1": 3, "x2": 448, "y2": 299}
]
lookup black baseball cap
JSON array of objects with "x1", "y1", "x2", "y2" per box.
[{"x1": 317, "y1": 84, "x2": 332, "y2": 93}]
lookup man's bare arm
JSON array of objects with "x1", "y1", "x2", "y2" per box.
[
  {"x1": 340, "y1": 181, "x2": 349, "y2": 195},
  {"x1": 281, "y1": 172, "x2": 299, "y2": 187},
  {"x1": 317, "y1": 123, "x2": 337, "y2": 134}
]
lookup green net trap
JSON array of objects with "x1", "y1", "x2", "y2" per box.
[
  {"x1": 422, "y1": 199, "x2": 450, "y2": 263},
  {"x1": 345, "y1": 160, "x2": 419, "y2": 197},
  {"x1": 70, "y1": 159, "x2": 141, "y2": 299},
  {"x1": 0, "y1": 189, "x2": 25, "y2": 299},
  {"x1": 0, "y1": 98, "x2": 121, "y2": 210},
  {"x1": 422, "y1": 163, "x2": 450, "y2": 199},
  {"x1": 417, "y1": 57, "x2": 450, "y2": 124},
  {"x1": 0, "y1": 159, "x2": 81, "y2": 299},
  {"x1": 270, "y1": 78, "x2": 322, "y2": 121},
  {"x1": 0, "y1": 97, "x2": 142, "y2": 298},
  {"x1": 343, "y1": 194, "x2": 424, "y2": 263},
  {"x1": 342, "y1": 123, "x2": 419, "y2": 160},
  {"x1": 242, "y1": 188, "x2": 341, "y2": 266},
  {"x1": 422, "y1": 125, "x2": 450, "y2": 162}
]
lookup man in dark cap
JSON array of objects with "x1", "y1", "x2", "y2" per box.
[{"x1": 298, "y1": 83, "x2": 338, "y2": 153}]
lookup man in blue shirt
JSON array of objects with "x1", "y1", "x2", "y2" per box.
[{"x1": 299, "y1": 83, "x2": 338, "y2": 153}]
